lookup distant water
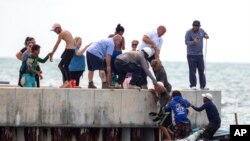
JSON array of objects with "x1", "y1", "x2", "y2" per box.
[{"x1": 1, "y1": 57, "x2": 250, "y2": 129}]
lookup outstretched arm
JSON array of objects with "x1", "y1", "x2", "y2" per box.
[
  {"x1": 38, "y1": 53, "x2": 51, "y2": 63},
  {"x1": 76, "y1": 43, "x2": 92, "y2": 56},
  {"x1": 50, "y1": 35, "x2": 62, "y2": 57},
  {"x1": 191, "y1": 103, "x2": 207, "y2": 112}
]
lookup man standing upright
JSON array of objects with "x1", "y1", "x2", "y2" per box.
[
  {"x1": 185, "y1": 20, "x2": 209, "y2": 89},
  {"x1": 50, "y1": 23, "x2": 75, "y2": 88}
]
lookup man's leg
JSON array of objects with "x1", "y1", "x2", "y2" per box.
[
  {"x1": 204, "y1": 122, "x2": 220, "y2": 140},
  {"x1": 197, "y1": 55, "x2": 206, "y2": 89},
  {"x1": 58, "y1": 58, "x2": 67, "y2": 83},
  {"x1": 88, "y1": 71, "x2": 95, "y2": 85},
  {"x1": 62, "y1": 50, "x2": 75, "y2": 87},
  {"x1": 99, "y1": 70, "x2": 106, "y2": 82},
  {"x1": 86, "y1": 52, "x2": 97, "y2": 88},
  {"x1": 187, "y1": 55, "x2": 197, "y2": 88}
]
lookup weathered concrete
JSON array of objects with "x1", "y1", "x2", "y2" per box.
[
  {"x1": 0, "y1": 88, "x2": 16, "y2": 125},
  {"x1": 0, "y1": 87, "x2": 221, "y2": 128}
]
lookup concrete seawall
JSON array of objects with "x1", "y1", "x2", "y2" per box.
[
  {"x1": 0, "y1": 87, "x2": 221, "y2": 127},
  {"x1": 0, "y1": 87, "x2": 221, "y2": 140}
]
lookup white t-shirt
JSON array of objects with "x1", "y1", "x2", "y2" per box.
[{"x1": 138, "y1": 30, "x2": 163, "y2": 57}]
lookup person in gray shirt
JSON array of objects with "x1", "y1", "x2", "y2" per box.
[
  {"x1": 114, "y1": 47, "x2": 163, "y2": 89},
  {"x1": 185, "y1": 20, "x2": 209, "y2": 89}
]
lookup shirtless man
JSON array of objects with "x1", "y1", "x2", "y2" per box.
[{"x1": 50, "y1": 23, "x2": 75, "y2": 88}]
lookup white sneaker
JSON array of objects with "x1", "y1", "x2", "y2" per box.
[{"x1": 190, "y1": 86, "x2": 197, "y2": 90}]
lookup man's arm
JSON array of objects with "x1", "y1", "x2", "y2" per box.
[
  {"x1": 202, "y1": 29, "x2": 209, "y2": 39},
  {"x1": 51, "y1": 35, "x2": 62, "y2": 55},
  {"x1": 191, "y1": 103, "x2": 207, "y2": 112},
  {"x1": 105, "y1": 54, "x2": 112, "y2": 85},
  {"x1": 139, "y1": 56, "x2": 157, "y2": 85},
  {"x1": 143, "y1": 35, "x2": 160, "y2": 59},
  {"x1": 185, "y1": 31, "x2": 197, "y2": 46},
  {"x1": 142, "y1": 35, "x2": 157, "y2": 49}
]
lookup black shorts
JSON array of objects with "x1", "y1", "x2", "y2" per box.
[{"x1": 87, "y1": 52, "x2": 105, "y2": 71}]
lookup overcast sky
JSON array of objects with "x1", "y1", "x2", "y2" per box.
[{"x1": 0, "y1": 0, "x2": 249, "y2": 63}]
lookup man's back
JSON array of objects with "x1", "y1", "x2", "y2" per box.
[
  {"x1": 166, "y1": 96, "x2": 190, "y2": 124},
  {"x1": 204, "y1": 101, "x2": 221, "y2": 124},
  {"x1": 87, "y1": 38, "x2": 115, "y2": 59}
]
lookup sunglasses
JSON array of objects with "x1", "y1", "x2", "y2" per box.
[{"x1": 132, "y1": 44, "x2": 138, "y2": 46}]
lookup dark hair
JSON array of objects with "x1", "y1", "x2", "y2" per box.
[
  {"x1": 24, "y1": 37, "x2": 35, "y2": 46},
  {"x1": 172, "y1": 90, "x2": 182, "y2": 97},
  {"x1": 31, "y1": 44, "x2": 40, "y2": 52},
  {"x1": 115, "y1": 24, "x2": 125, "y2": 33}
]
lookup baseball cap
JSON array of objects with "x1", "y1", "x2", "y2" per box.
[
  {"x1": 202, "y1": 93, "x2": 213, "y2": 100},
  {"x1": 51, "y1": 23, "x2": 61, "y2": 31},
  {"x1": 192, "y1": 20, "x2": 201, "y2": 26}
]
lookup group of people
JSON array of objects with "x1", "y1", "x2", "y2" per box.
[
  {"x1": 15, "y1": 20, "x2": 221, "y2": 140},
  {"x1": 16, "y1": 20, "x2": 208, "y2": 90},
  {"x1": 151, "y1": 87, "x2": 220, "y2": 141}
]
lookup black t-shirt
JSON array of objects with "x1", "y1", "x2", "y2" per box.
[{"x1": 20, "y1": 47, "x2": 26, "y2": 53}]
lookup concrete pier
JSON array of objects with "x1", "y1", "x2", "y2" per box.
[{"x1": 0, "y1": 87, "x2": 221, "y2": 140}]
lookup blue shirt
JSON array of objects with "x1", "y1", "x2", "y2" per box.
[
  {"x1": 69, "y1": 47, "x2": 85, "y2": 71},
  {"x1": 192, "y1": 100, "x2": 221, "y2": 124},
  {"x1": 165, "y1": 96, "x2": 190, "y2": 124},
  {"x1": 185, "y1": 28, "x2": 207, "y2": 55},
  {"x1": 87, "y1": 38, "x2": 115, "y2": 59}
]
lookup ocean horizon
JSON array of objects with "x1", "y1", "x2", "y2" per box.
[{"x1": 1, "y1": 57, "x2": 250, "y2": 129}]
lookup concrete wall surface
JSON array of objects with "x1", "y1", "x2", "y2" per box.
[{"x1": 0, "y1": 87, "x2": 221, "y2": 128}]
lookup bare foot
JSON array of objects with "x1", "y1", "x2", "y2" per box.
[
  {"x1": 64, "y1": 82, "x2": 71, "y2": 88},
  {"x1": 59, "y1": 83, "x2": 65, "y2": 88}
]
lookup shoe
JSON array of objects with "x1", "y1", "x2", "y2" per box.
[
  {"x1": 190, "y1": 86, "x2": 197, "y2": 90},
  {"x1": 128, "y1": 84, "x2": 141, "y2": 89},
  {"x1": 88, "y1": 81, "x2": 97, "y2": 88},
  {"x1": 102, "y1": 82, "x2": 109, "y2": 89}
]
